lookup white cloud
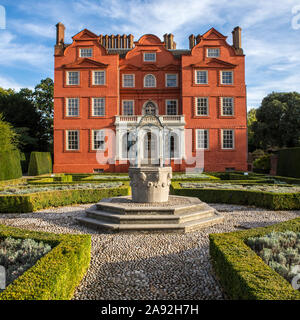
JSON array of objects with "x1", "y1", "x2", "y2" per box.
[{"x1": 0, "y1": 74, "x2": 32, "y2": 91}]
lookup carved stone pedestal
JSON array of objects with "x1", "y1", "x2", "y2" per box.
[{"x1": 128, "y1": 166, "x2": 172, "y2": 203}]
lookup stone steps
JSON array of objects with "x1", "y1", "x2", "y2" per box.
[
  {"x1": 76, "y1": 214, "x2": 224, "y2": 233},
  {"x1": 85, "y1": 206, "x2": 215, "y2": 225}
]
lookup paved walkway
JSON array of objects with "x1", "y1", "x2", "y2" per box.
[{"x1": 0, "y1": 204, "x2": 299, "y2": 300}]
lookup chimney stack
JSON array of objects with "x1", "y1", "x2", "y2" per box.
[
  {"x1": 56, "y1": 22, "x2": 65, "y2": 46},
  {"x1": 189, "y1": 34, "x2": 195, "y2": 49},
  {"x1": 232, "y1": 26, "x2": 243, "y2": 54},
  {"x1": 163, "y1": 34, "x2": 175, "y2": 49}
]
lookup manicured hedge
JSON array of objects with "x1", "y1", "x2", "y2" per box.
[
  {"x1": 0, "y1": 224, "x2": 91, "y2": 300},
  {"x1": 28, "y1": 152, "x2": 52, "y2": 176},
  {"x1": 0, "y1": 150, "x2": 22, "y2": 181},
  {"x1": 0, "y1": 186, "x2": 130, "y2": 213},
  {"x1": 209, "y1": 217, "x2": 300, "y2": 300},
  {"x1": 277, "y1": 147, "x2": 300, "y2": 178},
  {"x1": 0, "y1": 178, "x2": 26, "y2": 187},
  {"x1": 171, "y1": 182, "x2": 300, "y2": 210}
]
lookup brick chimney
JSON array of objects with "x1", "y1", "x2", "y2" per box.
[
  {"x1": 163, "y1": 34, "x2": 175, "y2": 49},
  {"x1": 56, "y1": 22, "x2": 65, "y2": 45},
  {"x1": 55, "y1": 22, "x2": 65, "y2": 55},
  {"x1": 232, "y1": 26, "x2": 243, "y2": 54},
  {"x1": 189, "y1": 34, "x2": 195, "y2": 49}
]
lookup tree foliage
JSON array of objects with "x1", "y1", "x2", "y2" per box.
[
  {"x1": 252, "y1": 92, "x2": 300, "y2": 150},
  {"x1": 0, "y1": 113, "x2": 19, "y2": 153},
  {"x1": 0, "y1": 78, "x2": 54, "y2": 153}
]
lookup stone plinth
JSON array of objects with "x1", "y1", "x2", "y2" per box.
[{"x1": 128, "y1": 166, "x2": 172, "y2": 203}]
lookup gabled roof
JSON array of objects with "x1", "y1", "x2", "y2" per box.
[
  {"x1": 201, "y1": 27, "x2": 227, "y2": 40},
  {"x1": 190, "y1": 58, "x2": 236, "y2": 69},
  {"x1": 72, "y1": 29, "x2": 99, "y2": 40},
  {"x1": 62, "y1": 58, "x2": 108, "y2": 69}
]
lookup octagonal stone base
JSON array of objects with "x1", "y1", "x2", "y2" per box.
[{"x1": 129, "y1": 166, "x2": 172, "y2": 203}]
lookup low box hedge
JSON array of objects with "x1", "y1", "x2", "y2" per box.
[
  {"x1": 28, "y1": 152, "x2": 52, "y2": 176},
  {"x1": 0, "y1": 178, "x2": 26, "y2": 187},
  {"x1": 209, "y1": 217, "x2": 300, "y2": 300},
  {"x1": 0, "y1": 224, "x2": 91, "y2": 300},
  {"x1": 0, "y1": 185, "x2": 130, "y2": 213},
  {"x1": 171, "y1": 182, "x2": 300, "y2": 210}
]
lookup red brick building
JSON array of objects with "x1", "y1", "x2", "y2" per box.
[{"x1": 53, "y1": 23, "x2": 247, "y2": 173}]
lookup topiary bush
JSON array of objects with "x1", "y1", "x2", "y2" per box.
[
  {"x1": 253, "y1": 154, "x2": 271, "y2": 174},
  {"x1": 28, "y1": 152, "x2": 52, "y2": 176},
  {"x1": 277, "y1": 147, "x2": 300, "y2": 178},
  {"x1": 0, "y1": 151, "x2": 22, "y2": 181}
]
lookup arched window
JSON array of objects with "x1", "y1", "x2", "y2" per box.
[
  {"x1": 166, "y1": 133, "x2": 179, "y2": 159},
  {"x1": 122, "y1": 132, "x2": 136, "y2": 159},
  {"x1": 144, "y1": 101, "x2": 157, "y2": 115},
  {"x1": 144, "y1": 74, "x2": 156, "y2": 88}
]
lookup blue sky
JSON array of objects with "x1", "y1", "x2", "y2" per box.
[{"x1": 0, "y1": 0, "x2": 300, "y2": 108}]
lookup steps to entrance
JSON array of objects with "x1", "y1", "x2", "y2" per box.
[{"x1": 76, "y1": 195, "x2": 224, "y2": 233}]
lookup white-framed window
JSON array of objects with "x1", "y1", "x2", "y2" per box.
[
  {"x1": 92, "y1": 98, "x2": 105, "y2": 116},
  {"x1": 79, "y1": 48, "x2": 93, "y2": 57},
  {"x1": 196, "y1": 129, "x2": 209, "y2": 150},
  {"x1": 195, "y1": 97, "x2": 209, "y2": 116},
  {"x1": 221, "y1": 71, "x2": 233, "y2": 85},
  {"x1": 166, "y1": 74, "x2": 178, "y2": 87},
  {"x1": 144, "y1": 74, "x2": 156, "y2": 88},
  {"x1": 122, "y1": 74, "x2": 135, "y2": 88},
  {"x1": 222, "y1": 129, "x2": 235, "y2": 149},
  {"x1": 207, "y1": 48, "x2": 220, "y2": 57},
  {"x1": 166, "y1": 100, "x2": 178, "y2": 115},
  {"x1": 221, "y1": 97, "x2": 234, "y2": 116},
  {"x1": 66, "y1": 130, "x2": 79, "y2": 150},
  {"x1": 66, "y1": 71, "x2": 79, "y2": 85},
  {"x1": 92, "y1": 130, "x2": 105, "y2": 151},
  {"x1": 122, "y1": 100, "x2": 134, "y2": 115},
  {"x1": 144, "y1": 52, "x2": 156, "y2": 62},
  {"x1": 195, "y1": 70, "x2": 208, "y2": 84},
  {"x1": 92, "y1": 70, "x2": 105, "y2": 85},
  {"x1": 66, "y1": 98, "x2": 79, "y2": 117}
]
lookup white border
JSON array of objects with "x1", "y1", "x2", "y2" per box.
[
  {"x1": 220, "y1": 70, "x2": 234, "y2": 85},
  {"x1": 195, "y1": 70, "x2": 208, "y2": 84},
  {"x1": 66, "y1": 71, "x2": 80, "y2": 86},
  {"x1": 92, "y1": 70, "x2": 106, "y2": 85},
  {"x1": 66, "y1": 98, "x2": 80, "y2": 117},
  {"x1": 92, "y1": 129, "x2": 105, "y2": 151},
  {"x1": 122, "y1": 100, "x2": 135, "y2": 115},
  {"x1": 165, "y1": 99, "x2": 178, "y2": 115},
  {"x1": 122, "y1": 74, "x2": 135, "y2": 88},
  {"x1": 144, "y1": 74, "x2": 156, "y2": 88},
  {"x1": 195, "y1": 97, "x2": 209, "y2": 116},
  {"x1": 221, "y1": 129, "x2": 235, "y2": 150},
  {"x1": 92, "y1": 97, "x2": 105, "y2": 117},
  {"x1": 196, "y1": 129, "x2": 209, "y2": 150},
  {"x1": 165, "y1": 73, "x2": 178, "y2": 87},
  {"x1": 220, "y1": 97, "x2": 234, "y2": 116},
  {"x1": 66, "y1": 130, "x2": 79, "y2": 151}
]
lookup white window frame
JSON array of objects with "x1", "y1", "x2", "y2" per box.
[
  {"x1": 165, "y1": 74, "x2": 178, "y2": 87},
  {"x1": 143, "y1": 52, "x2": 156, "y2": 62},
  {"x1": 196, "y1": 129, "x2": 209, "y2": 150},
  {"x1": 92, "y1": 98, "x2": 105, "y2": 117},
  {"x1": 165, "y1": 99, "x2": 178, "y2": 115},
  {"x1": 92, "y1": 70, "x2": 106, "y2": 85},
  {"x1": 79, "y1": 48, "x2": 93, "y2": 58},
  {"x1": 66, "y1": 130, "x2": 79, "y2": 151},
  {"x1": 122, "y1": 100, "x2": 134, "y2": 115},
  {"x1": 144, "y1": 74, "x2": 156, "y2": 88},
  {"x1": 66, "y1": 71, "x2": 80, "y2": 86},
  {"x1": 207, "y1": 48, "x2": 220, "y2": 58},
  {"x1": 221, "y1": 129, "x2": 235, "y2": 150},
  {"x1": 221, "y1": 97, "x2": 234, "y2": 116},
  {"x1": 221, "y1": 70, "x2": 234, "y2": 85},
  {"x1": 195, "y1": 97, "x2": 209, "y2": 116},
  {"x1": 66, "y1": 98, "x2": 80, "y2": 117},
  {"x1": 195, "y1": 70, "x2": 208, "y2": 84},
  {"x1": 92, "y1": 130, "x2": 105, "y2": 151},
  {"x1": 122, "y1": 74, "x2": 135, "y2": 88}
]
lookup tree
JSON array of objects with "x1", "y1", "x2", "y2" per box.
[
  {"x1": 252, "y1": 92, "x2": 300, "y2": 150},
  {"x1": 0, "y1": 89, "x2": 47, "y2": 153},
  {"x1": 247, "y1": 108, "x2": 257, "y2": 152},
  {"x1": 0, "y1": 113, "x2": 19, "y2": 153}
]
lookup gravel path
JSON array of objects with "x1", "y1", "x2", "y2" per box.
[{"x1": 0, "y1": 204, "x2": 299, "y2": 300}]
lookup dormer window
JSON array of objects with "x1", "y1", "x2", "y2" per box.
[
  {"x1": 80, "y1": 48, "x2": 93, "y2": 57},
  {"x1": 144, "y1": 52, "x2": 156, "y2": 62},
  {"x1": 207, "y1": 48, "x2": 220, "y2": 58}
]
